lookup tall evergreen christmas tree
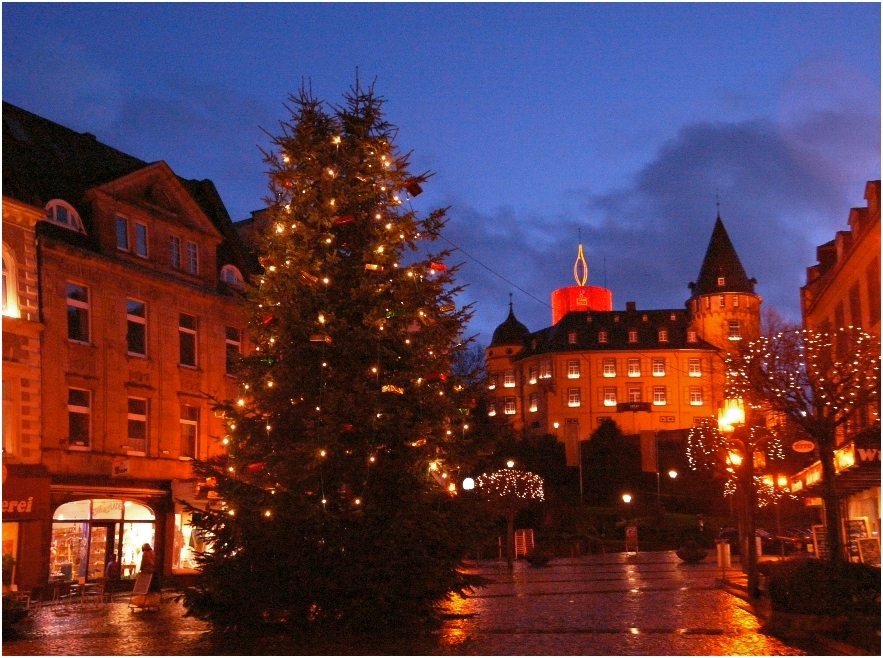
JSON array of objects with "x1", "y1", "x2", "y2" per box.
[{"x1": 182, "y1": 81, "x2": 485, "y2": 630}]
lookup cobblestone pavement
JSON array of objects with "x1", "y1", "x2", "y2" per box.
[{"x1": 3, "y1": 551, "x2": 825, "y2": 656}]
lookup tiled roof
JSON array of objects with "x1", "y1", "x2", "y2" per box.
[
  {"x1": 489, "y1": 304, "x2": 531, "y2": 347},
  {"x1": 688, "y1": 216, "x2": 756, "y2": 297}
]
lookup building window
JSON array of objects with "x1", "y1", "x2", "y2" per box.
[
  {"x1": 568, "y1": 331, "x2": 578, "y2": 345},
  {"x1": 687, "y1": 330, "x2": 698, "y2": 343},
  {"x1": 487, "y1": 374, "x2": 497, "y2": 390},
  {"x1": 126, "y1": 299, "x2": 146, "y2": 356},
  {"x1": 603, "y1": 387, "x2": 616, "y2": 407},
  {"x1": 45, "y1": 199, "x2": 85, "y2": 233},
  {"x1": 628, "y1": 358, "x2": 641, "y2": 377},
  {"x1": 690, "y1": 387, "x2": 703, "y2": 406},
  {"x1": 688, "y1": 358, "x2": 701, "y2": 377},
  {"x1": 539, "y1": 361, "x2": 552, "y2": 379},
  {"x1": 179, "y1": 313, "x2": 197, "y2": 367},
  {"x1": 849, "y1": 281, "x2": 862, "y2": 327},
  {"x1": 529, "y1": 392, "x2": 539, "y2": 413},
  {"x1": 652, "y1": 358, "x2": 665, "y2": 376},
  {"x1": 705, "y1": 297, "x2": 711, "y2": 309},
  {"x1": 180, "y1": 405, "x2": 199, "y2": 459},
  {"x1": 68, "y1": 388, "x2": 91, "y2": 448},
  {"x1": 653, "y1": 386, "x2": 667, "y2": 406},
  {"x1": 170, "y1": 236, "x2": 182, "y2": 269},
  {"x1": 628, "y1": 329, "x2": 637, "y2": 343},
  {"x1": 2, "y1": 245, "x2": 20, "y2": 319},
  {"x1": 728, "y1": 320, "x2": 741, "y2": 340},
  {"x1": 503, "y1": 370, "x2": 516, "y2": 388},
  {"x1": 602, "y1": 358, "x2": 616, "y2": 377},
  {"x1": 568, "y1": 388, "x2": 581, "y2": 407},
  {"x1": 718, "y1": 295, "x2": 725, "y2": 308},
  {"x1": 225, "y1": 327, "x2": 242, "y2": 375},
  {"x1": 717, "y1": 277, "x2": 725, "y2": 287},
  {"x1": 220, "y1": 265, "x2": 244, "y2": 289},
  {"x1": 567, "y1": 360, "x2": 580, "y2": 379},
  {"x1": 134, "y1": 222, "x2": 148, "y2": 258},
  {"x1": 187, "y1": 241, "x2": 199, "y2": 275},
  {"x1": 116, "y1": 216, "x2": 130, "y2": 251},
  {"x1": 598, "y1": 331, "x2": 608, "y2": 344},
  {"x1": 487, "y1": 401, "x2": 497, "y2": 417},
  {"x1": 732, "y1": 295, "x2": 739, "y2": 308},
  {"x1": 127, "y1": 398, "x2": 148, "y2": 454},
  {"x1": 504, "y1": 397, "x2": 516, "y2": 415},
  {"x1": 628, "y1": 387, "x2": 642, "y2": 403},
  {"x1": 658, "y1": 329, "x2": 669, "y2": 343},
  {"x1": 67, "y1": 283, "x2": 90, "y2": 343},
  {"x1": 528, "y1": 365, "x2": 538, "y2": 384}
]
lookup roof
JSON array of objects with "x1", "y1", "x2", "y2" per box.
[
  {"x1": 489, "y1": 303, "x2": 531, "y2": 347},
  {"x1": 688, "y1": 216, "x2": 756, "y2": 298},
  {"x1": 515, "y1": 308, "x2": 717, "y2": 359}
]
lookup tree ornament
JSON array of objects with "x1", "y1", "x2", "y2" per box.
[{"x1": 404, "y1": 180, "x2": 423, "y2": 196}]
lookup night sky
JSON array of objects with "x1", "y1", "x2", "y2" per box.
[{"x1": 3, "y1": 3, "x2": 879, "y2": 343}]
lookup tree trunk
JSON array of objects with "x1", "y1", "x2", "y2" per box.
[
  {"x1": 818, "y1": 433, "x2": 845, "y2": 563},
  {"x1": 506, "y1": 510, "x2": 515, "y2": 571}
]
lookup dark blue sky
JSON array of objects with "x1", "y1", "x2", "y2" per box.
[{"x1": 3, "y1": 3, "x2": 880, "y2": 343}]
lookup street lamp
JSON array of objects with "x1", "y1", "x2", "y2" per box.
[
  {"x1": 718, "y1": 396, "x2": 760, "y2": 600},
  {"x1": 621, "y1": 493, "x2": 632, "y2": 504}
]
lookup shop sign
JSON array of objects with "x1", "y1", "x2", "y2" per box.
[
  {"x1": 834, "y1": 444, "x2": 856, "y2": 472},
  {"x1": 112, "y1": 457, "x2": 130, "y2": 477},
  {"x1": 804, "y1": 463, "x2": 823, "y2": 487},
  {"x1": 792, "y1": 440, "x2": 815, "y2": 453},
  {"x1": 856, "y1": 448, "x2": 880, "y2": 463},
  {"x1": 1, "y1": 468, "x2": 51, "y2": 519},
  {"x1": 617, "y1": 402, "x2": 651, "y2": 413}
]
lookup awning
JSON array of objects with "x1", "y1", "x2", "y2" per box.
[{"x1": 791, "y1": 436, "x2": 881, "y2": 496}]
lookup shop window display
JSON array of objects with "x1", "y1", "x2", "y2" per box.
[
  {"x1": 173, "y1": 512, "x2": 210, "y2": 571},
  {"x1": 51, "y1": 499, "x2": 155, "y2": 582}
]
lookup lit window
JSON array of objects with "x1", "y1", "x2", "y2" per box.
[
  {"x1": 67, "y1": 283, "x2": 90, "y2": 343},
  {"x1": 126, "y1": 299, "x2": 146, "y2": 356},
  {"x1": 717, "y1": 277, "x2": 725, "y2": 287},
  {"x1": 658, "y1": 330, "x2": 669, "y2": 343},
  {"x1": 45, "y1": 200, "x2": 85, "y2": 233},
  {"x1": 568, "y1": 331, "x2": 578, "y2": 345},
  {"x1": 528, "y1": 365, "x2": 538, "y2": 384},
  {"x1": 170, "y1": 236, "x2": 182, "y2": 269},
  {"x1": 603, "y1": 387, "x2": 616, "y2": 407},
  {"x1": 732, "y1": 295, "x2": 739, "y2": 308},
  {"x1": 225, "y1": 327, "x2": 242, "y2": 375},
  {"x1": 602, "y1": 358, "x2": 616, "y2": 377},
  {"x1": 628, "y1": 387, "x2": 642, "y2": 403},
  {"x1": 2, "y1": 245, "x2": 20, "y2": 319},
  {"x1": 628, "y1": 329, "x2": 637, "y2": 343},
  {"x1": 653, "y1": 386, "x2": 667, "y2": 406},
  {"x1": 116, "y1": 217, "x2": 129, "y2": 251},
  {"x1": 568, "y1": 388, "x2": 581, "y2": 407},
  {"x1": 705, "y1": 297, "x2": 711, "y2": 309},
  {"x1": 728, "y1": 320, "x2": 741, "y2": 340},
  {"x1": 718, "y1": 295, "x2": 725, "y2": 308},
  {"x1": 127, "y1": 398, "x2": 148, "y2": 453},
  {"x1": 688, "y1": 358, "x2": 701, "y2": 377},
  {"x1": 540, "y1": 361, "x2": 552, "y2": 379},
  {"x1": 179, "y1": 313, "x2": 197, "y2": 367},
  {"x1": 487, "y1": 374, "x2": 497, "y2": 390},
  {"x1": 598, "y1": 331, "x2": 608, "y2": 344},
  {"x1": 487, "y1": 401, "x2": 497, "y2": 417},
  {"x1": 187, "y1": 241, "x2": 199, "y2": 275},
  {"x1": 180, "y1": 405, "x2": 200, "y2": 459},
  {"x1": 567, "y1": 360, "x2": 580, "y2": 379},
  {"x1": 652, "y1": 358, "x2": 665, "y2": 376},
  {"x1": 221, "y1": 265, "x2": 244, "y2": 289},
  {"x1": 134, "y1": 222, "x2": 148, "y2": 258},
  {"x1": 690, "y1": 387, "x2": 703, "y2": 406},
  {"x1": 628, "y1": 358, "x2": 640, "y2": 377},
  {"x1": 687, "y1": 330, "x2": 698, "y2": 343},
  {"x1": 504, "y1": 397, "x2": 516, "y2": 415},
  {"x1": 68, "y1": 388, "x2": 91, "y2": 448},
  {"x1": 529, "y1": 392, "x2": 539, "y2": 413},
  {"x1": 503, "y1": 370, "x2": 516, "y2": 388}
]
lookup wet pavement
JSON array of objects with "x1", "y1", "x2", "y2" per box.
[{"x1": 3, "y1": 551, "x2": 829, "y2": 655}]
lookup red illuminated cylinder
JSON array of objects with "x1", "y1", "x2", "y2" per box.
[{"x1": 550, "y1": 286, "x2": 613, "y2": 325}]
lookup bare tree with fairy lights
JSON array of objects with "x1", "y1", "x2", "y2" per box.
[
  {"x1": 477, "y1": 468, "x2": 544, "y2": 570},
  {"x1": 181, "y1": 80, "x2": 489, "y2": 631}
]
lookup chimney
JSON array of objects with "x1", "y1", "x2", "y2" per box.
[{"x1": 626, "y1": 301, "x2": 636, "y2": 313}]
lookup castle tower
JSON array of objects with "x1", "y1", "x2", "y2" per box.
[{"x1": 687, "y1": 215, "x2": 762, "y2": 350}]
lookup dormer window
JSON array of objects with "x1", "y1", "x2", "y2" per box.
[
  {"x1": 598, "y1": 331, "x2": 608, "y2": 344},
  {"x1": 658, "y1": 329, "x2": 669, "y2": 343},
  {"x1": 220, "y1": 265, "x2": 244, "y2": 289},
  {"x1": 628, "y1": 329, "x2": 638, "y2": 343},
  {"x1": 568, "y1": 331, "x2": 578, "y2": 345},
  {"x1": 669, "y1": 313, "x2": 676, "y2": 321},
  {"x1": 717, "y1": 277, "x2": 725, "y2": 287},
  {"x1": 45, "y1": 200, "x2": 85, "y2": 234},
  {"x1": 687, "y1": 330, "x2": 698, "y2": 343}
]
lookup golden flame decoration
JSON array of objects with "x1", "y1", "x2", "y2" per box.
[{"x1": 573, "y1": 244, "x2": 589, "y2": 287}]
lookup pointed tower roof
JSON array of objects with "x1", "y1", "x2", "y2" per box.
[
  {"x1": 689, "y1": 215, "x2": 756, "y2": 298},
  {"x1": 490, "y1": 299, "x2": 530, "y2": 347}
]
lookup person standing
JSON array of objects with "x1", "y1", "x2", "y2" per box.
[
  {"x1": 139, "y1": 543, "x2": 160, "y2": 593},
  {"x1": 104, "y1": 552, "x2": 121, "y2": 600}
]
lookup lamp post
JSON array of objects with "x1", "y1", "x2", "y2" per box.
[{"x1": 718, "y1": 397, "x2": 760, "y2": 600}]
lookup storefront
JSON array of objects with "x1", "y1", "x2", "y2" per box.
[
  {"x1": 170, "y1": 479, "x2": 213, "y2": 575},
  {"x1": 2, "y1": 464, "x2": 52, "y2": 590}
]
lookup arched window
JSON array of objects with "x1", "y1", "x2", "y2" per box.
[
  {"x1": 45, "y1": 199, "x2": 85, "y2": 234},
  {"x1": 220, "y1": 264, "x2": 244, "y2": 289},
  {"x1": 2, "y1": 244, "x2": 20, "y2": 318}
]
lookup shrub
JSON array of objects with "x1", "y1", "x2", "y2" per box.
[{"x1": 761, "y1": 558, "x2": 881, "y2": 615}]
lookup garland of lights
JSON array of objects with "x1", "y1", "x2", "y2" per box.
[{"x1": 476, "y1": 469, "x2": 545, "y2": 502}]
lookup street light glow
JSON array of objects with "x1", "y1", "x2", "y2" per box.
[{"x1": 622, "y1": 493, "x2": 632, "y2": 503}]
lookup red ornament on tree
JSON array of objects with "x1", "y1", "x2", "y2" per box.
[
  {"x1": 332, "y1": 214, "x2": 355, "y2": 226},
  {"x1": 404, "y1": 180, "x2": 423, "y2": 196},
  {"x1": 246, "y1": 463, "x2": 266, "y2": 474},
  {"x1": 262, "y1": 314, "x2": 278, "y2": 327}
]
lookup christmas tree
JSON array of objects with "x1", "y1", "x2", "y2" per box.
[{"x1": 182, "y1": 81, "x2": 485, "y2": 631}]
